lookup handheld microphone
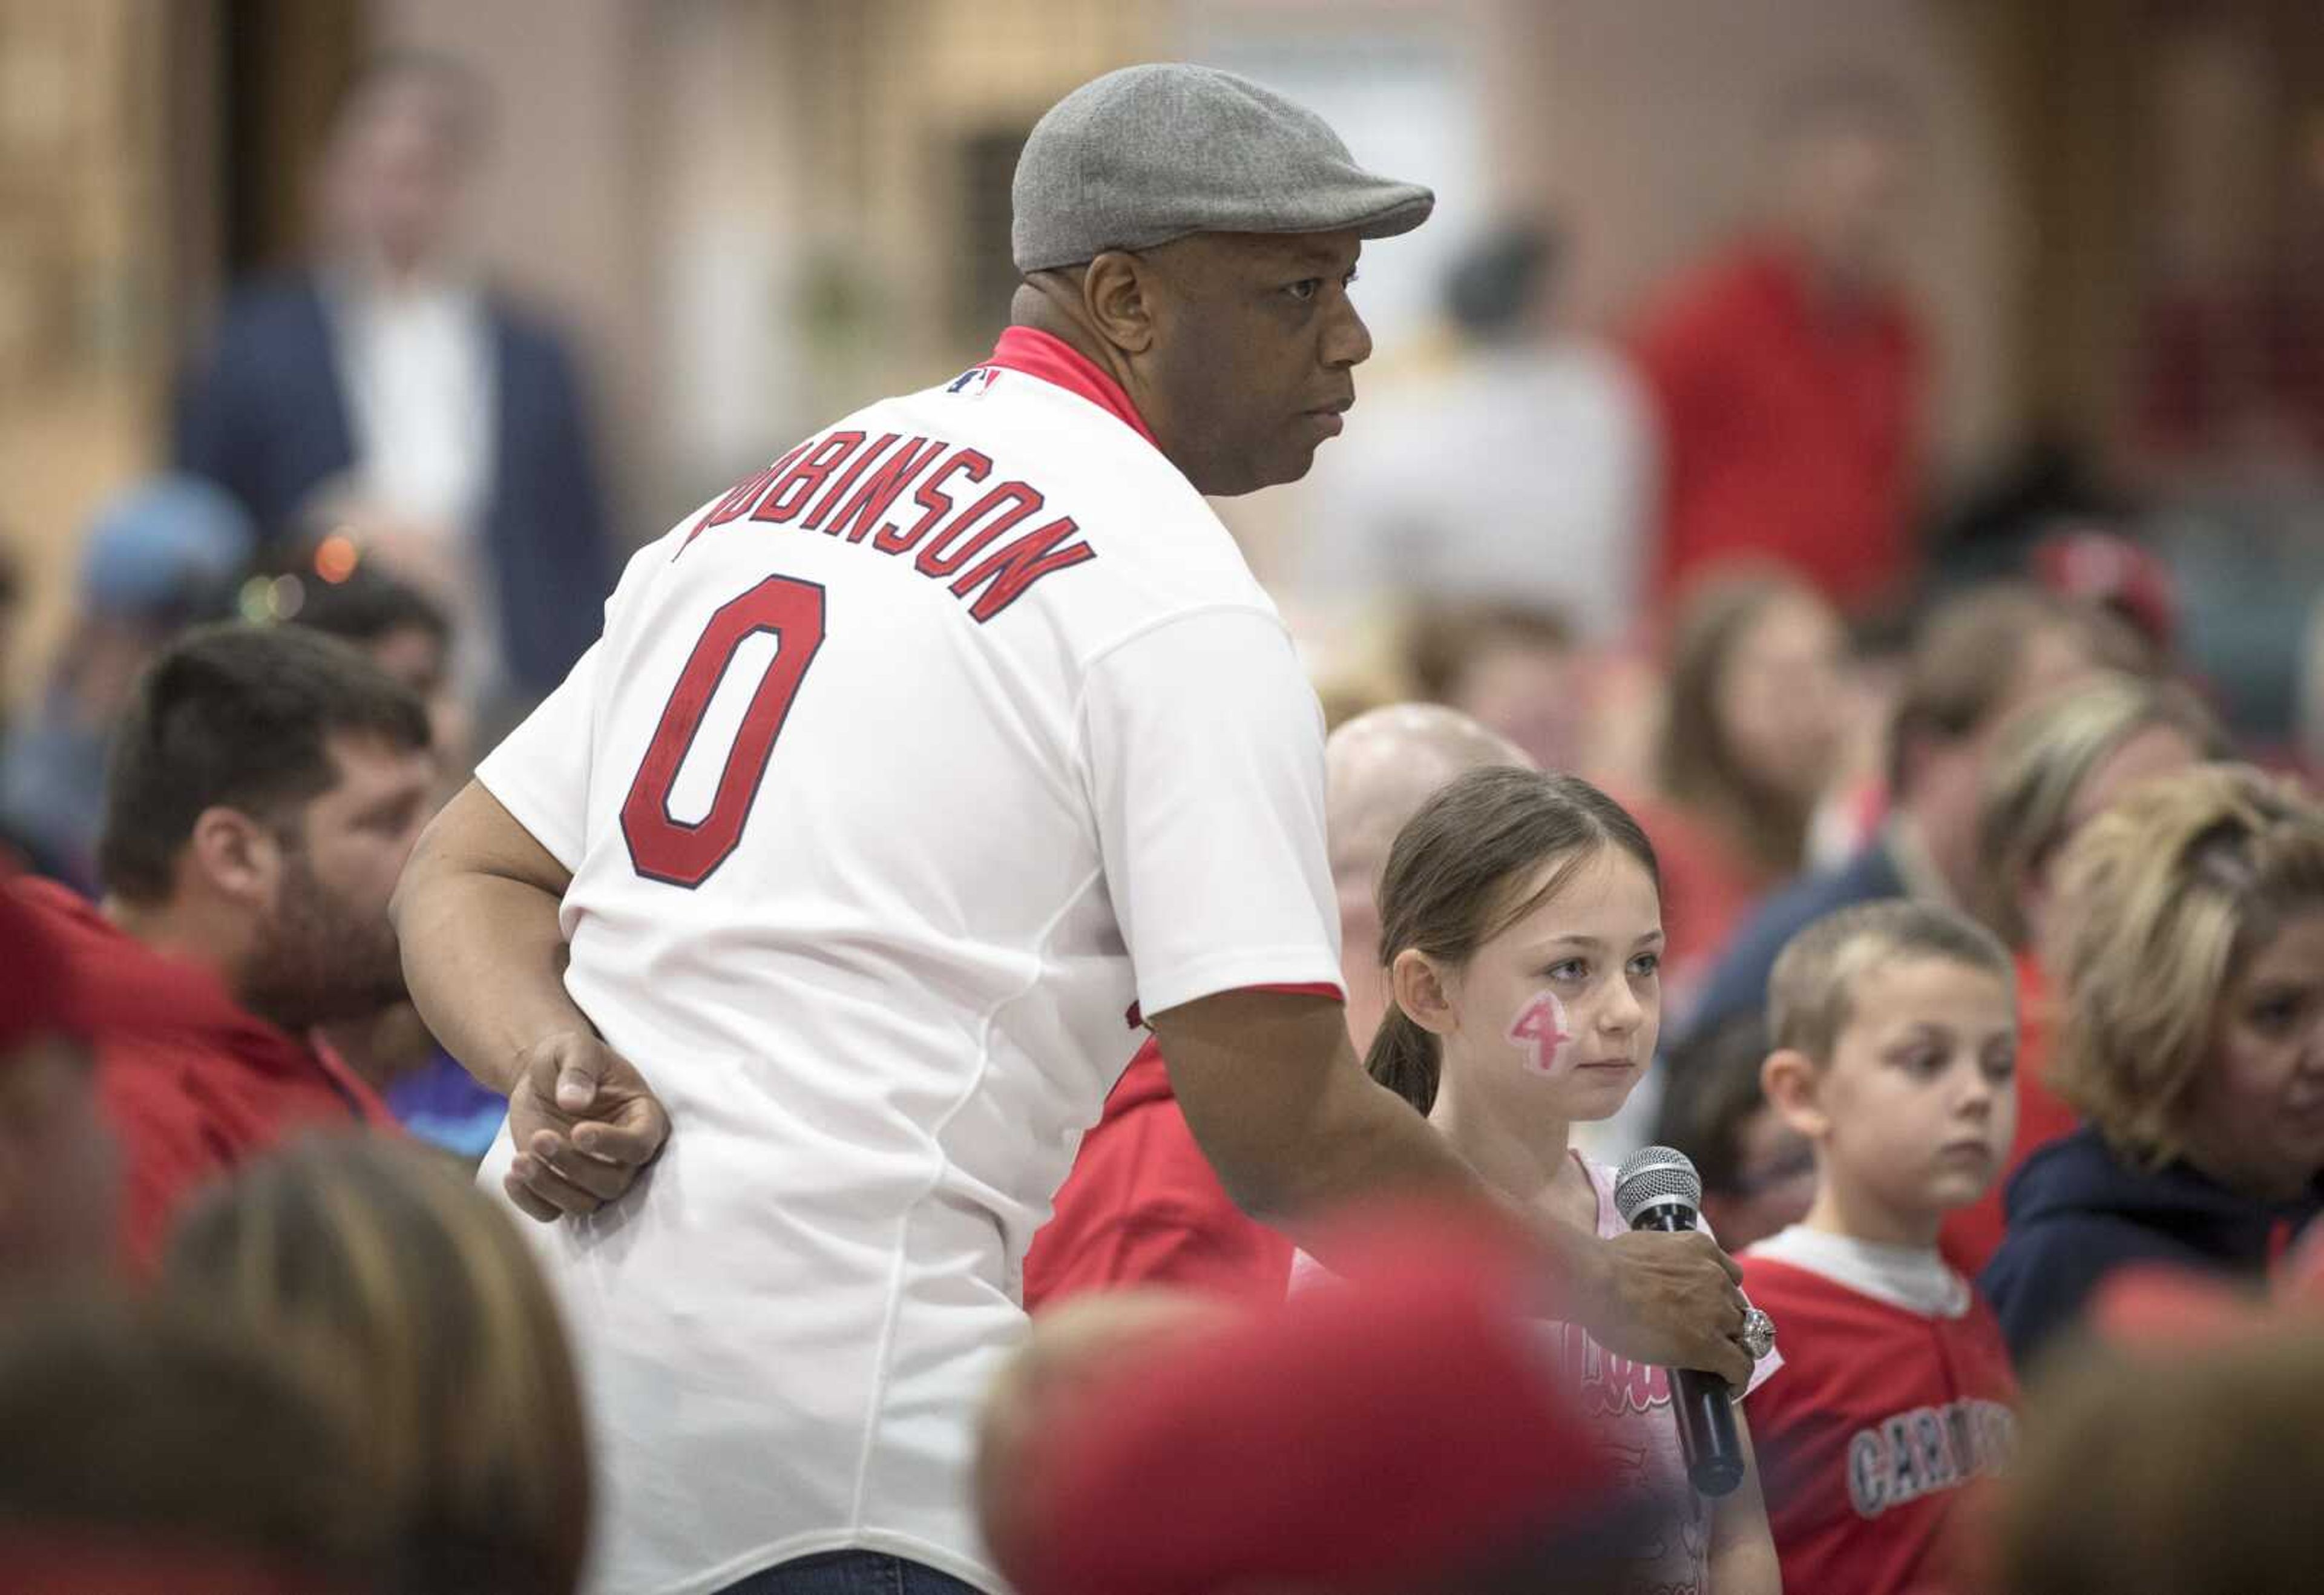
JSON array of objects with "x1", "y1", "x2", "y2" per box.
[{"x1": 1613, "y1": 1145, "x2": 1745, "y2": 1498}]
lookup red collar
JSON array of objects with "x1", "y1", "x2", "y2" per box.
[{"x1": 983, "y1": 326, "x2": 1160, "y2": 449}]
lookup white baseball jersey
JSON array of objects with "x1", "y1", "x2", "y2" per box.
[{"x1": 473, "y1": 327, "x2": 1344, "y2": 1595}]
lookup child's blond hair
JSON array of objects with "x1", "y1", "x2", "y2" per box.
[{"x1": 1768, "y1": 898, "x2": 2014, "y2": 1064}]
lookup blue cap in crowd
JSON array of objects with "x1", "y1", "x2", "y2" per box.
[{"x1": 77, "y1": 476, "x2": 256, "y2": 623}]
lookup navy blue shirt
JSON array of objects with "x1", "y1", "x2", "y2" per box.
[{"x1": 1981, "y1": 1124, "x2": 2323, "y2": 1366}]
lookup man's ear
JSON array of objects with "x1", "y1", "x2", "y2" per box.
[
  {"x1": 185, "y1": 806, "x2": 283, "y2": 909},
  {"x1": 1761, "y1": 1048, "x2": 1831, "y2": 1140},
  {"x1": 1082, "y1": 252, "x2": 1157, "y2": 355},
  {"x1": 1389, "y1": 949, "x2": 1459, "y2": 1039}
]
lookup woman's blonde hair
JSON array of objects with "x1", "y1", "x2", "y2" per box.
[
  {"x1": 1972, "y1": 673, "x2": 2226, "y2": 946},
  {"x1": 2049, "y1": 765, "x2": 2324, "y2": 1165},
  {"x1": 163, "y1": 1134, "x2": 591, "y2": 1595}
]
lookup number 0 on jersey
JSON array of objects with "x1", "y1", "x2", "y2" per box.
[{"x1": 621, "y1": 576, "x2": 827, "y2": 888}]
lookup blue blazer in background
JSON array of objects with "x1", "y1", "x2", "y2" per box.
[{"x1": 174, "y1": 273, "x2": 615, "y2": 697}]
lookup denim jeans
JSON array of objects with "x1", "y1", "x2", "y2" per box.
[{"x1": 715, "y1": 1550, "x2": 987, "y2": 1595}]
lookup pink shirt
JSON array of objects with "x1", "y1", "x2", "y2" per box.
[{"x1": 1296, "y1": 1155, "x2": 1781, "y2": 1595}]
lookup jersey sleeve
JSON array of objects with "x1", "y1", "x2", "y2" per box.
[
  {"x1": 470, "y1": 533, "x2": 671, "y2": 871},
  {"x1": 473, "y1": 638, "x2": 602, "y2": 873},
  {"x1": 1078, "y1": 606, "x2": 1344, "y2": 1022}
]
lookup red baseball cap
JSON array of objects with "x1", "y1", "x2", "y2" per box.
[
  {"x1": 1010, "y1": 1208, "x2": 1620, "y2": 1595},
  {"x1": 0, "y1": 882, "x2": 93, "y2": 1059}
]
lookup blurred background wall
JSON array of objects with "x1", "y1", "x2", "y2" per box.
[{"x1": 6, "y1": 0, "x2": 2323, "y2": 708}]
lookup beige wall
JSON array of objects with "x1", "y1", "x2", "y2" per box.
[
  {"x1": 0, "y1": 0, "x2": 2073, "y2": 697},
  {"x1": 0, "y1": 0, "x2": 194, "y2": 699}
]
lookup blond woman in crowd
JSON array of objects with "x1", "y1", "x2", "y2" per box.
[
  {"x1": 164, "y1": 1135, "x2": 591, "y2": 1595},
  {"x1": 1980, "y1": 765, "x2": 2324, "y2": 1363},
  {"x1": 1940, "y1": 672, "x2": 2225, "y2": 1271}
]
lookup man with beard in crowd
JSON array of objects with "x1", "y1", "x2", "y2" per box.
[{"x1": 4, "y1": 625, "x2": 435, "y2": 1267}]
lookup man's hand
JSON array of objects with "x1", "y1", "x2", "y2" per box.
[
  {"x1": 502, "y1": 1030, "x2": 671, "y2": 1223},
  {"x1": 1568, "y1": 1228, "x2": 1752, "y2": 1386}
]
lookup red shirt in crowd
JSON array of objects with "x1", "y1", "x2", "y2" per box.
[
  {"x1": 1630, "y1": 242, "x2": 1925, "y2": 614},
  {"x1": 1743, "y1": 1233, "x2": 2020, "y2": 1595},
  {"x1": 8, "y1": 878, "x2": 392, "y2": 1269},
  {"x1": 1022, "y1": 1038, "x2": 1293, "y2": 1312},
  {"x1": 1940, "y1": 954, "x2": 2077, "y2": 1277}
]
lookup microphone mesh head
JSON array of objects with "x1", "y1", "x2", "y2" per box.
[{"x1": 1614, "y1": 1145, "x2": 1702, "y2": 1226}]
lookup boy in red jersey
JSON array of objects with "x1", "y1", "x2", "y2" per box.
[{"x1": 1741, "y1": 899, "x2": 2021, "y2": 1595}]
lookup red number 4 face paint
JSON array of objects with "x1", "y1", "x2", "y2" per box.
[{"x1": 1507, "y1": 992, "x2": 1575, "y2": 1077}]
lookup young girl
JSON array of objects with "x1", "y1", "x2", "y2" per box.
[{"x1": 1310, "y1": 765, "x2": 1782, "y2": 1595}]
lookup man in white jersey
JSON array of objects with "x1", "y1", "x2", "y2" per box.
[{"x1": 393, "y1": 64, "x2": 1753, "y2": 1595}]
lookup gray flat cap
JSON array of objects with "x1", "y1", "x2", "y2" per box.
[{"x1": 1013, "y1": 63, "x2": 1436, "y2": 273}]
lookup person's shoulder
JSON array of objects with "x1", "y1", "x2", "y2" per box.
[
  {"x1": 6, "y1": 874, "x2": 103, "y2": 930},
  {"x1": 208, "y1": 272, "x2": 329, "y2": 340},
  {"x1": 1738, "y1": 1247, "x2": 1825, "y2": 1296},
  {"x1": 980, "y1": 371, "x2": 1217, "y2": 521},
  {"x1": 1988, "y1": 1202, "x2": 2182, "y2": 1277},
  {"x1": 1042, "y1": 475, "x2": 1278, "y2": 662},
  {"x1": 481, "y1": 288, "x2": 584, "y2": 366},
  {"x1": 1682, "y1": 844, "x2": 1893, "y2": 1036},
  {"x1": 1753, "y1": 844, "x2": 1893, "y2": 943},
  {"x1": 15, "y1": 881, "x2": 238, "y2": 1019},
  {"x1": 1997, "y1": 1125, "x2": 2146, "y2": 1230},
  {"x1": 734, "y1": 375, "x2": 1274, "y2": 645},
  {"x1": 1978, "y1": 1192, "x2": 2172, "y2": 1358},
  {"x1": 8, "y1": 879, "x2": 143, "y2": 988}
]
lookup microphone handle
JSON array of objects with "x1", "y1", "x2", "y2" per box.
[{"x1": 1632, "y1": 1205, "x2": 1745, "y2": 1498}]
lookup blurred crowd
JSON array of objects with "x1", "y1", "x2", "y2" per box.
[{"x1": 5, "y1": 43, "x2": 2324, "y2": 1595}]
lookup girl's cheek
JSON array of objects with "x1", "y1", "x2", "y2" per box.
[{"x1": 1507, "y1": 992, "x2": 1575, "y2": 1077}]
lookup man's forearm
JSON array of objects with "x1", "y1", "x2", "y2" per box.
[
  {"x1": 1242, "y1": 1053, "x2": 1747, "y2": 1381},
  {"x1": 395, "y1": 861, "x2": 590, "y2": 1097},
  {"x1": 1250, "y1": 1059, "x2": 1602, "y2": 1292},
  {"x1": 1153, "y1": 988, "x2": 1600, "y2": 1295}
]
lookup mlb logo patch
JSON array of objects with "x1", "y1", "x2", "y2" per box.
[{"x1": 947, "y1": 366, "x2": 1002, "y2": 398}]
